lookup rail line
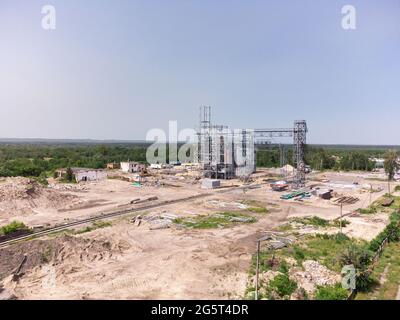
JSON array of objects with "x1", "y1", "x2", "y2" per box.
[{"x1": 0, "y1": 183, "x2": 264, "y2": 249}]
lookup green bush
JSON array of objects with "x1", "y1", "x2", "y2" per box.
[
  {"x1": 315, "y1": 284, "x2": 348, "y2": 300},
  {"x1": 269, "y1": 274, "x2": 297, "y2": 297},
  {"x1": 357, "y1": 207, "x2": 377, "y2": 214},
  {"x1": 332, "y1": 219, "x2": 350, "y2": 228},
  {"x1": 278, "y1": 260, "x2": 289, "y2": 274},
  {"x1": 339, "y1": 244, "x2": 373, "y2": 291},
  {"x1": 0, "y1": 220, "x2": 31, "y2": 235},
  {"x1": 35, "y1": 172, "x2": 49, "y2": 186},
  {"x1": 369, "y1": 211, "x2": 400, "y2": 252}
]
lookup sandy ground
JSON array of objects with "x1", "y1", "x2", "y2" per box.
[
  {"x1": 2, "y1": 208, "x2": 288, "y2": 300},
  {"x1": 1, "y1": 169, "x2": 398, "y2": 299}
]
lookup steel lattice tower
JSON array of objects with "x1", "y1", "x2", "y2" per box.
[{"x1": 293, "y1": 120, "x2": 308, "y2": 188}]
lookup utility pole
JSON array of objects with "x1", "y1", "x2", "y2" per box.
[
  {"x1": 340, "y1": 203, "x2": 343, "y2": 234},
  {"x1": 370, "y1": 184, "x2": 372, "y2": 206},
  {"x1": 255, "y1": 241, "x2": 260, "y2": 300}
]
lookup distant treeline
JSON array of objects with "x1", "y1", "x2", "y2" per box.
[
  {"x1": 0, "y1": 143, "x2": 395, "y2": 178},
  {"x1": 0, "y1": 144, "x2": 149, "y2": 178},
  {"x1": 257, "y1": 145, "x2": 389, "y2": 171}
]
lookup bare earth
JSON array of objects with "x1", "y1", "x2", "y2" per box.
[{"x1": 0, "y1": 168, "x2": 397, "y2": 299}]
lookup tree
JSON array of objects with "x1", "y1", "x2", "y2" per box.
[
  {"x1": 339, "y1": 244, "x2": 372, "y2": 291},
  {"x1": 65, "y1": 167, "x2": 74, "y2": 182},
  {"x1": 384, "y1": 150, "x2": 399, "y2": 196},
  {"x1": 384, "y1": 149, "x2": 399, "y2": 181}
]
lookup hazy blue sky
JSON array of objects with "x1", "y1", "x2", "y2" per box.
[{"x1": 0, "y1": 0, "x2": 399, "y2": 144}]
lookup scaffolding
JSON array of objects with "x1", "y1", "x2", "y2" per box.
[
  {"x1": 197, "y1": 106, "x2": 308, "y2": 187},
  {"x1": 253, "y1": 121, "x2": 308, "y2": 188},
  {"x1": 293, "y1": 120, "x2": 307, "y2": 188},
  {"x1": 198, "y1": 106, "x2": 254, "y2": 179}
]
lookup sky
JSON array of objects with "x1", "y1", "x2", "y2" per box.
[{"x1": 0, "y1": 0, "x2": 399, "y2": 144}]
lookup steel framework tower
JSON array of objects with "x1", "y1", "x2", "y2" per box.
[
  {"x1": 293, "y1": 120, "x2": 308, "y2": 188},
  {"x1": 253, "y1": 122, "x2": 308, "y2": 189},
  {"x1": 198, "y1": 106, "x2": 212, "y2": 177}
]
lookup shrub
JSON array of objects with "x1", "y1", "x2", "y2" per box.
[
  {"x1": 269, "y1": 274, "x2": 297, "y2": 297},
  {"x1": 357, "y1": 207, "x2": 377, "y2": 214},
  {"x1": 339, "y1": 244, "x2": 372, "y2": 271},
  {"x1": 65, "y1": 167, "x2": 75, "y2": 183},
  {"x1": 0, "y1": 220, "x2": 30, "y2": 235},
  {"x1": 278, "y1": 260, "x2": 289, "y2": 274},
  {"x1": 315, "y1": 283, "x2": 348, "y2": 300},
  {"x1": 369, "y1": 211, "x2": 400, "y2": 252},
  {"x1": 339, "y1": 244, "x2": 373, "y2": 291},
  {"x1": 332, "y1": 219, "x2": 350, "y2": 228}
]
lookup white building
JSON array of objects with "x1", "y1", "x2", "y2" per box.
[
  {"x1": 371, "y1": 158, "x2": 385, "y2": 169},
  {"x1": 150, "y1": 163, "x2": 164, "y2": 169},
  {"x1": 120, "y1": 161, "x2": 146, "y2": 173},
  {"x1": 57, "y1": 168, "x2": 107, "y2": 182}
]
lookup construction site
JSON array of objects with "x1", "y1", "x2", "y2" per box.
[{"x1": 0, "y1": 108, "x2": 399, "y2": 300}]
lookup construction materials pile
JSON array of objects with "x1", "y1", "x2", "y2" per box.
[
  {"x1": 131, "y1": 212, "x2": 178, "y2": 230},
  {"x1": 270, "y1": 181, "x2": 289, "y2": 192},
  {"x1": 331, "y1": 196, "x2": 359, "y2": 205},
  {"x1": 280, "y1": 190, "x2": 311, "y2": 200}
]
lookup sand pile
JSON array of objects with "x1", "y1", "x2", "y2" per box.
[
  {"x1": 0, "y1": 234, "x2": 126, "y2": 282},
  {"x1": 0, "y1": 177, "x2": 78, "y2": 216}
]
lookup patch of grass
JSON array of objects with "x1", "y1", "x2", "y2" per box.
[
  {"x1": 291, "y1": 216, "x2": 349, "y2": 229},
  {"x1": 292, "y1": 216, "x2": 330, "y2": 227},
  {"x1": 394, "y1": 186, "x2": 400, "y2": 192},
  {"x1": 41, "y1": 245, "x2": 54, "y2": 263},
  {"x1": 357, "y1": 242, "x2": 400, "y2": 300},
  {"x1": 174, "y1": 212, "x2": 256, "y2": 229},
  {"x1": 74, "y1": 220, "x2": 112, "y2": 234},
  {"x1": 0, "y1": 220, "x2": 31, "y2": 235},
  {"x1": 277, "y1": 223, "x2": 293, "y2": 232},
  {"x1": 281, "y1": 234, "x2": 356, "y2": 272},
  {"x1": 315, "y1": 283, "x2": 348, "y2": 300},
  {"x1": 247, "y1": 207, "x2": 269, "y2": 213},
  {"x1": 332, "y1": 219, "x2": 350, "y2": 228},
  {"x1": 357, "y1": 207, "x2": 378, "y2": 214},
  {"x1": 388, "y1": 195, "x2": 400, "y2": 210},
  {"x1": 356, "y1": 195, "x2": 400, "y2": 214},
  {"x1": 240, "y1": 200, "x2": 269, "y2": 214}
]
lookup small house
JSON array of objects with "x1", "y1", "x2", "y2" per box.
[
  {"x1": 56, "y1": 168, "x2": 107, "y2": 183},
  {"x1": 107, "y1": 162, "x2": 120, "y2": 169},
  {"x1": 120, "y1": 161, "x2": 146, "y2": 173}
]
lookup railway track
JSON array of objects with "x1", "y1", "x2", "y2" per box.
[{"x1": 0, "y1": 182, "x2": 265, "y2": 249}]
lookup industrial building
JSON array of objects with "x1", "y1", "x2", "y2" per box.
[
  {"x1": 196, "y1": 106, "x2": 308, "y2": 188},
  {"x1": 197, "y1": 106, "x2": 255, "y2": 180}
]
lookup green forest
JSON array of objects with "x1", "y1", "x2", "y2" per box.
[{"x1": 0, "y1": 142, "x2": 396, "y2": 179}]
